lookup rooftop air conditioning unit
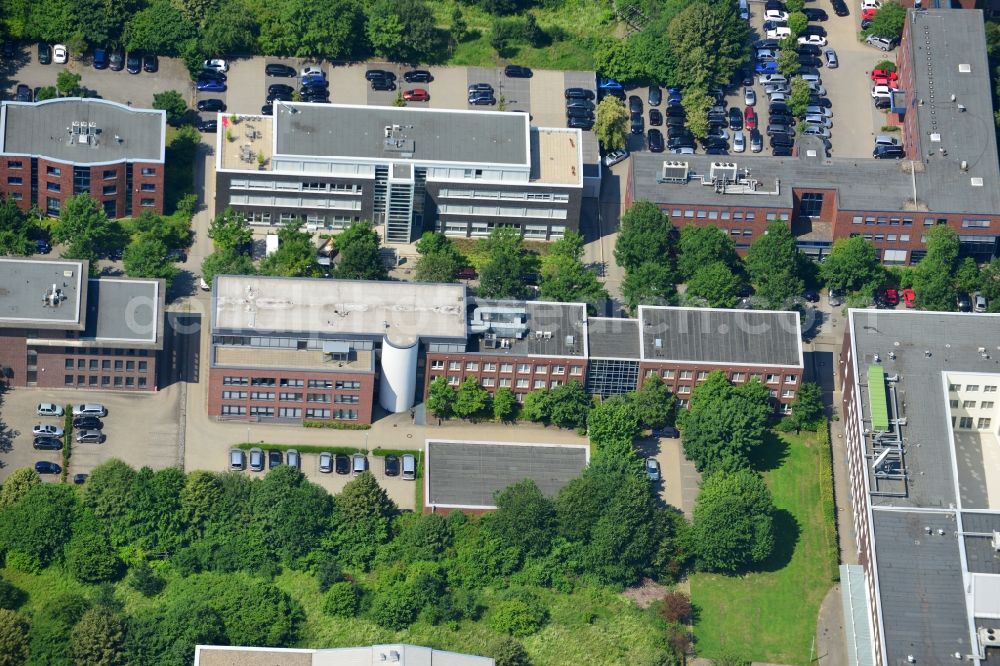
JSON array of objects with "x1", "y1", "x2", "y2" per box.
[
  {"x1": 991, "y1": 531, "x2": 1000, "y2": 553},
  {"x1": 978, "y1": 627, "x2": 1000, "y2": 648}
]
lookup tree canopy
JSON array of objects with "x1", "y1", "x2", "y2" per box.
[
  {"x1": 539, "y1": 231, "x2": 606, "y2": 305},
  {"x1": 53, "y1": 195, "x2": 124, "y2": 270},
  {"x1": 691, "y1": 469, "x2": 776, "y2": 573},
  {"x1": 477, "y1": 227, "x2": 531, "y2": 299},
  {"x1": 333, "y1": 222, "x2": 387, "y2": 281},
  {"x1": 820, "y1": 236, "x2": 883, "y2": 294},
  {"x1": 260, "y1": 222, "x2": 323, "y2": 278},
  {"x1": 0, "y1": 198, "x2": 39, "y2": 256},
  {"x1": 615, "y1": 202, "x2": 674, "y2": 272},
  {"x1": 667, "y1": 2, "x2": 748, "y2": 90},
  {"x1": 746, "y1": 221, "x2": 803, "y2": 309},
  {"x1": 593, "y1": 96, "x2": 629, "y2": 151}
]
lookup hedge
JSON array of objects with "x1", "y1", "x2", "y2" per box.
[
  {"x1": 303, "y1": 420, "x2": 371, "y2": 430},
  {"x1": 60, "y1": 405, "x2": 72, "y2": 483},
  {"x1": 235, "y1": 442, "x2": 364, "y2": 456}
]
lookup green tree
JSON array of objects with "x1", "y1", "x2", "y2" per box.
[
  {"x1": 71, "y1": 607, "x2": 128, "y2": 666},
  {"x1": 64, "y1": 512, "x2": 122, "y2": 583},
  {"x1": 628, "y1": 375, "x2": 676, "y2": 429},
  {"x1": 548, "y1": 381, "x2": 591, "y2": 430},
  {"x1": 491, "y1": 637, "x2": 532, "y2": 666},
  {"x1": 53, "y1": 195, "x2": 123, "y2": 268},
  {"x1": 492, "y1": 387, "x2": 517, "y2": 422},
  {"x1": 953, "y1": 257, "x2": 981, "y2": 295},
  {"x1": 820, "y1": 236, "x2": 884, "y2": 293},
  {"x1": 615, "y1": 202, "x2": 674, "y2": 271},
  {"x1": 980, "y1": 258, "x2": 1000, "y2": 312},
  {"x1": 123, "y1": 234, "x2": 178, "y2": 286},
  {"x1": 865, "y1": 0, "x2": 906, "y2": 38},
  {"x1": 668, "y1": 2, "x2": 748, "y2": 89},
  {"x1": 0, "y1": 483, "x2": 78, "y2": 569},
  {"x1": 0, "y1": 609, "x2": 30, "y2": 666},
  {"x1": 588, "y1": 396, "x2": 640, "y2": 445},
  {"x1": 454, "y1": 376, "x2": 489, "y2": 420},
  {"x1": 681, "y1": 88, "x2": 712, "y2": 139},
  {"x1": 593, "y1": 39, "x2": 645, "y2": 86},
  {"x1": 777, "y1": 50, "x2": 801, "y2": 79},
  {"x1": 180, "y1": 470, "x2": 224, "y2": 537},
  {"x1": 539, "y1": 232, "x2": 606, "y2": 304},
  {"x1": 322, "y1": 581, "x2": 359, "y2": 617},
  {"x1": 0, "y1": 198, "x2": 39, "y2": 256},
  {"x1": 123, "y1": 0, "x2": 195, "y2": 54},
  {"x1": 746, "y1": 221, "x2": 803, "y2": 309},
  {"x1": 787, "y1": 11, "x2": 808, "y2": 37},
  {"x1": 201, "y1": 247, "x2": 255, "y2": 286},
  {"x1": 484, "y1": 480, "x2": 556, "y2": 557},
  {"x1": 0, "y1": 468, "x2": 40, "y2": 509},
  {"x1": 678, "y1": 224, "x2": 741, "y2": 281},
  {"x1": 337, "y1": 471, "x2": 397, "y2": 523},
  {"x1": 629, "y1": 22, "x2": 678, "y2": 85},
  {"x1": 201, "y1": 1, "x2": 259, "y2": 55},
  {"x1": 126, "y1": 594, "x2": 226, "y2": 665},
  {"x1": 622, "y1": 260, "x2": 678, "y2": 310},
  {"x1": 26, "y1": 0, "x2": 75, "y2": 44},
  {"x1": 686, "y1": 261, "x2": 741, "y2": 308},
  {"x1": 692, "y1": 470, "x2": 776, "y2": 573},
  {"x1": 260, "y1": 221, "x2": 322, "y2": 278},
  {"x1": 249, "y1": 465, "x2": 332, "y2": 564},
  {"x1": 128, "y1": 561, "x2": 166, "y2": 597},
  {"x1": 332, "y1": 222, "x2": 386, "y2": 280},
  {"x1": 56, "y1": 69, "x2": 81, "y2": 96},
  {"x1": 477, "y1": 227, "x2": 530, "y2": 299},
  {"x1": 788, "y1": 77, "x2": 811, "y2": 119},
  {"x1": 415, "y1": 232, "x2": 462, "y2": 283},
  {"x1": 35, "y1": 86, "x2": 58, "y2": 101},
  {"x1": 364, "y1": 0, "x2": 443, "y2": 62},
  {"x1": 0, "y1": 580, "x2": 27, "y2": 611},
  {"x1": 257, "y1": 0, "x2": 365, "y2": 60},
  {"x1": 786, "y1": 0, "x2": 804, "y2": 11},
  {"x1": 152, "y1": 90, "x2": 188, "y2": 127},
  {"x1": 681, "y1": 371, "x2": 771, "y2": 474},
  {"x1": 521, "y1": 389, "x2": 551, "y2": 423},
  {"x1": 593, "y1": 96, "x2": 630, "y2": 151},
  {"x1": 426, "y1": 376, "x2": 456, "y2": 420},
  {"x1": 488, "y1": 590, "x2": 549, "y2": 637},
  {"x1": 451, "y1": 6, "x2": 467, "y2": 41},
  {"x1": 791, "y1": 382, "x2": 824, "y2": 430},
  {"x1": 912, "y1": 225, "x2": 960, "y2": 311}
]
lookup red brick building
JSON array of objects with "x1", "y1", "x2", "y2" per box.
[
  {"x1": 627, "y1": 10, "x2": 1000, "y2": 267},
  {"x1": 0, "y1": 98, "x2": 166, "y2": 218},
  {"x1": 0, "y1": 258, "x2": 164, "y2": 391}
]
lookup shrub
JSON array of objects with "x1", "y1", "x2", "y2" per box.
[
  {"x1": 322, "y1": 581, "x2": 360, "y2": 617},
  {"x1": 488, "y1": 589, "x2": 549, "y2": 637},
  {"x1": 0, "y1": 579, "x2": 27, "y2": 610},
  {"x1": 658, "y1": 591, "x2": 692, "y2": 623},
  {"x1": 5, "y1": 551, "x2": 41, "y2": 574},
  {"x1": 128, "y1": 561, "x2": 166, "y2": 597}
]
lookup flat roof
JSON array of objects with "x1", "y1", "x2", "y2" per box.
[
  {"x1": 194, "y1": 644, "x2": 494, "y2": 666},
  {"x1": 274, "y1": 103, "x2": 529, "y2": 167},
  {"x1": 638, "y1": 306, "x2": 802, "y2": 367},
  {"x1": 83, "y1": 278, "x2": 162, "y2": 346},
  {"x1": 0, "y1": 257, "x2": 85, "y2": 329},
  {"x1": 212, "y1": 276, "x2": 468, "y2": 346},
  {"x1": 587, "y1": 317, "x2": 641, "y2": 360},
  {"x1": 530, "y1": 128, "x2": 583, "y2": 186},
  {"x1": 1, "y1": 98, "x2": 166, "y2": 164},
  {"x1": 906, "y1": 10, "x2": 1000, "y2": 209},
  {"x1": 425, "y1": 440, "x2": 589, "y2": 509},
  {"x1": 466, "y1": 300, "x2": 587, "y2": 358}
]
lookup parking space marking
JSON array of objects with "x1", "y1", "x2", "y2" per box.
[
  {"x1": 429, "y1": 66, "x2": 473, "y2": 109},
  {"x1": 529, "y1": 69, "x2": 568, "y2": 129},
  {"x1": 330, "y1": 64, "x2": 368, "y2": 105}
]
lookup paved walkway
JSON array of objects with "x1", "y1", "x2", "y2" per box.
[{"x1": 815, "y1": 583, "x2": 848, "y2": 666}]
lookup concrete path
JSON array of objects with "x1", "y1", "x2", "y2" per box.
[{"x1": 815, "y1": 583, "x2": 849, "y2": 666}]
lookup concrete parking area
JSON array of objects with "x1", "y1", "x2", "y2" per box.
[
  {"x1": 635, "y1": 434, "x2": 700, "y2": 518},
  {"x1": 0, "y1": 385, "x2": 182, "y2": 483}
]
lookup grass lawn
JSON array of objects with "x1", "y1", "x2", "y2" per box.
[
  {"x1": 429, "y1": 0, "x2": 616, "y2": 71},
  {"x1": 690, "y1": 428, "x2": 839, "y2": 663}
]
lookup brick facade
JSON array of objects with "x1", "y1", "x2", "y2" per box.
[
  {"x1": 424, "y1": 352, "x2": 587, "y2": 400},
  {"x1": 639, "y1": 361, "x2": 802, "y2": 411}
]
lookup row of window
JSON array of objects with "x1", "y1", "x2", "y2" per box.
[
  {"x1": 441, "y1": 221, "x2": 567, "y2": 239},
  {"x1": 6, "y1": 163, "x2": 156, "y2": 177},
  {"x1": 949, "y1": 384, "x2": 998, "y2": 392},
  {"x1": 221, "y1": 405, "x2": 359, "y2": 420},
  {"x1": 430, "y1": 360, "x2": 584, "y2": 375},
  {"x1": 65, "y1": 374, "x2": 147, "y2": 388},
  {"x1": 438, "y1": 204, "x2": 569, "y2": 220},
  {"x1": 951, "y1": 400, "x2": 995, "y2": 409},
  {"x1": 221, "y1": 376, "x2": 361, "y2": 390},
  {"x1": 63, "y1": 347, "x2": 150, "y2": 356},
  {"x1": 436, "y1": 374, "x2": 798, "y2": 399},
  {"x1": 228, "y1": 179, "x2": 361, "y2": 194},
  {"x1": 438, "y1": 189, "x2": 571, "y2": 203},
  {"x1": 646, "y1": 369, "x2": 797, "y2": 384},
  {"x1": 954, "y1": 416, "x2": 992, "y2": 429},
  {"x1": 9, "y1": 179, "x2": 157, "y2": 193},
  {"x1": 664, "y1": 207, "x2": 788, "y2": 222},
  {"x1": 64, "y1": 359, "x2": 149, "y2": 371}
]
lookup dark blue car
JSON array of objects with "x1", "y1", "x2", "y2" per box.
[
  {"x1": 93, "y1": 47, "x2": 108, "y2": 69},
  {"x1": 196, "y1": 78, "x2": 226, "y2": 92}
]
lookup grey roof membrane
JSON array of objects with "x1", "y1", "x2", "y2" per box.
[
  {"x1": 274, "y1": 103, "x2": 529, "y2": 166},
  {"x1": 83, "y1": 279, "x2": 160, "y2": 345},
  {"x1": 426, "y1": 440, "x2": 587, "y2": 507},
  {"x1": 467, "y1": 300, "x2": 587, "y2": 358},
  {"x1": 587, "y1": 317, "x2": 641, "y2": 359},
  {"x1": 639, "y1": 307, "x2": 801, "y2": 366},
  {"x1": 1, "y1": 99, "x2": 165, "y2": 164},
  {"x1": 871, "y1": 509, "x2": 970, "y2": 666},
  {"x1": 0, "y1": 258, "x2": 84, "y2": 328},
  {"x1": 961, "y1": 512, "x2": 1000, "y2": 575}
]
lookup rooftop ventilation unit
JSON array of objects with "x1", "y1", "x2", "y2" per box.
[
  {"x1": 42, "y1": 283, "x2": 64, "y2": 308},
  {"x1": 958, "y1": 63, "x2": 971, "y2": 73},
  {"x1": 978, "y1": 627, "x2": 1000, "y2": 648},
  {"x1": 992, "y1": 531, "x2": 1000, "y2": 552},
  {"x1": 709, "y1": 161, "x2": 739, "y2": 184},
  {"x1": 659, "y1": 161, "x2": 689, "y2": 183},
  {"x1": 468, "y1": 306, "x2": 528, "y2": 338}
]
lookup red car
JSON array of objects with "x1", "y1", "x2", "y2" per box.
[
  {"x1": 902, "y1": 288, "x2": 916, "y2": 308},
  {"x1": 884, "y1": 288, "x2": 899, "y2": 306},
  {"x1": 872, "y1": 76, "x2": 899, "y2": 89},
  {"x1": 744, "y1": 106, "x2": 757, "y2": 130},
  {"x1": 402, "y1": 88, "x2": 429, "y2": 102},
  {"x1": 870, "y1": 69, "x2": 898, "y2": 83},
  {"x1": 862, "y1": 7, "x2": 877, "y2": 20}
]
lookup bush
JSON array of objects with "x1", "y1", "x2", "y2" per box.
[
  {"x1": 315, "y1": 555, "x2": 343, "y2": 592},
  {"x1": 658, "y1": 591, "x2": 692, "y2": 623},
  {"x1": 5, "y1": 551, "x2": 41, "y2": 574},
  {"x1": 488, "y1": 589, "x2": 549, "y2": 637},
  {"x1": 128, "y1": 561, "x2": 166, "y2": 597},
  {"x1": 0, "y1": 579, "x2": 27, "y2": 610},
  {"x1": 322, "y1": 581, "x2": 360, "y2": 617}
]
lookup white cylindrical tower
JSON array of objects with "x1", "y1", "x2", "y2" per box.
[{"x1": 379, "y1": 335, "x2": 418, "y2": 413}]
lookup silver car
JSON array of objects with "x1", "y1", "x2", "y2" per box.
[
  {"x1": 36, "y1": 403, "x2": 64, "y2": 417},
  {"x1": 824, "y1": 48, "x2": 839, "y2": 68},
  {"x1": 645, "y1": 457, "x2": 661, "y2": 482},
  {"x1": 805, "y1": 114, "x2": 832, "y2": 128},
  {"x1": 318, "y1": 451, "x2": 333, "y2": 473},
  {"x1": 249, "y1": 447, "x2": 265, "y2": 471},
  {"x1": 33, "y1": 424, "x2": 64, "y2": 437},
  {"x1": 744, "y1": 86, "x2": 756, "y2": 106},
  {"x1": 802, "y1": 125, "x2": 832, "y2": 139},
  {"x1": 286, "y1": 449, "x2": 301, "y2": 469},
  {"x1": 733, "y1": 130, "x2": 745, "y2": 152},
  {"x1": 75, "y1": 430, "x2": 105, "y2": 444}
]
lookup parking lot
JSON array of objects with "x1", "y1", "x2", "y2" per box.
[{"x1": 0, "y1": 385, "x2": 182, "y2": 484}]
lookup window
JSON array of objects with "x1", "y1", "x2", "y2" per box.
[
  {"x1": 125, "y1": 377, "x2": 135, "y2": 387},
  {"x1": 333, "y1": 409, "x2": 358, "y2": 421},
  {"x1": 221, "y1": 405, "x2": 247, "y2": 416},
  {"x1": 89, "y1": 359, "x2": 98, "y2": 370},
  {"x1": 113, "y1": 376, "x2": 122, "y2": 386},
  {"x1": 985, "y1": 385, "x2": 998, "y2": 392},
  {"x1": 307, "y1": 393, "x2": 330, "y2": 403},
  {"x1": 751, "y1": 374, "x2": 762, "y2": 382},
  {"x1": 959, "y1": 416, "x2": 973, "y2": 429},
  {"x1": 533, "y1": 380, "x2": 546, "y2": 389},
  {"x1": 224, "y1": 376, "x2": 248, "y2": 385},
  {"x1": 697, "y1": 371, "x2": 708, "y2": 381},
  {"x1": 679, "y1": 370, "x2": 692, "y2": 380},
  {"x1": 481, "y1": 377, "x2": 495, "y2": 387},
  {"x1": 46, "y1": 166, "x2": 61, "y2": 176},
  {"x1": 967, "y1": 385, "x2": 980, "y2": 392},
  {"x1": 280, "y1": 392, "x2": 302, "y2": 401},
  {"x1": 963, "y1": 400, "x2": 977, "y2": 408},
  {"x1": 732, "y1": 372, "x2": 745, "y2": 382},
  {"x1": 46, "y1": 182, "x2": 60, "y2": 192},
  {"x1": 280, "y1": 378, "x2": 304, "y2": 387},
  {"x1": 570, "y1": 366, "x2": 583, "y2": 376},
  {"x1": 140, "y1": 198, "x2": 155, "y2": 207},
  {"x1": 981, "y1": 401, "x2": 994, "y2": 409},
  {"x1": 534, "y1": 365, "x2": 548, "y2": 374},
  {"x1": 484, "y1": 362, "x2": 497, "y2": 372},
  {"x1": 141, "y1": 167, "x2": 156, "y2": 176},
  {"x1": 103, "y1": 376, "x2": 111, "y2": 386},
  {"x1": 305, "y1": 408, "x2": 330, "y2": 419},
  {"x1": 962, "y1": 219, "x2": 990, "y2": 228},
  {"x1": 465, "y1": 361, "x2": 479, "y2": 371},
  {"x1": 431, "y1": 360, "x2": 444, "y2": 369},
  {"x1": 950, "y1": 399, "x2": 960, "y2": 408},
  {"x1": 222, "y1": 391, "x2": 247, "y2": 399},
  {"x1": 500, "y1": 378, "x2": 511, "y2": 387},
  {"x1": 250, "y1": 391, "x2": 275, "y2": 400},
  {"x1": 46, "y1": 197, "x2": 60, "y2": 216},
  {"x1": 448, "y1": 361, "x2": 460, "y2": 370},
  {"x1": 307, "y1": 379, "x2": 332, "y2": 388},
  {"x1": 249, "y1": 407, "x2": 274, "y2": 417},
  {"x1": 334, "y1": 395, "x2": 360, "y2": 403},
  {"x1": 102, "y1": 185, "x2": 117, "y2": 196},
  {"x1": 279, "y1": 408, "x2": 302, "y2": 418},
  {"x1": 138, "y1": 377, "x2": 147, "y2": 388},
  {"x1": 677, "y1": 385, "x2": 691, "y2": 394},
  {"x1": 65, "y1": 374, "x2": 73, "y2": 385},
  {"x1": 8, "y1": 160, "x2": 22, "y2": 169},
  {"x1": 663, "y1": 370, "x2": 675, "y2": 379},
  {"x1": 65, "y1": 359, "x2": 73, "y2": 369},
  {"x1": 251, "y1": 377, "x2": 276, "y2": 386},
  {"x1": 767, "y1": 374, "x2": 779, "y2": 384},
  {"x1": 785, "y1": 374, "x2": 797, "y2": 384},
  {"x1": 336, "y1": 381, "x2": 361, "y2": 390},
  {"x1": 114, "y1": 360, "x2": 123, "y2": 370},
  {"x1": 949, "y1": 383, "x2": 960, "y2": 392},
  {"x1": 103, "y1": 169, "x2": 116, "y2": 180},
  {"x1": 7, "y1": 176, "x2": 22, "y2": 185},
  {"x1": 516, "y1": 379, "x2": 529, "y2": 388},
  {"x1": 518, "y1": 364, "x2": 531, "y2": 373},
  {"x1": 140, "y1": 183, "x2": 156, "y2": 192},
  {"x1": 448, "y1": 376, "x2": 460, "y2": 386},
  {"x1": 978, "y1": 418, "x2": 992, "y2": 429},
  {"x1": 138, "y1": 361, "x2": 147, "y2": 372},
  {"x1": 501, "y1": 363, "x2": 513, "y2": 373},
  {"x1": 126, "y1": 361, "x2": 135, "y2": 371}
]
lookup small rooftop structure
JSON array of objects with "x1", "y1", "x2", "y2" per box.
[
  {"x1": 0, "y1": 98, "x2": 166, "y2": 164},
  {"x1": 425, "y1": 439, "x2": 589, "y2": 510},
  {"x1": 193, "y1": 644, "x2": 495, "y2": 666},
  {"x1": 211, "y1": 276, "x2": 468, "y2": 347},
  {"x1": 466, "y1": 300, "x2": 587, "y2": 357}
]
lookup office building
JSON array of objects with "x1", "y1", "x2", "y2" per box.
[
  {"x1": 839, "y1": 309, "x2": 1000, "y2": 665},
  {"x1": 193, "y1": 644, "x2": 494, "y2": 666},
  {"x1": 213, "y1": 104, "x2": 583, "y2": 242},
  {"x1": 0, "y1": 257, "x2": 164, "y2": 391},
  {"x1": 0, "y1": 98, "x2": 166, "y2": 218}
]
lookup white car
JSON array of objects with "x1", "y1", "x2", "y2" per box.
[
  {"x1": 766, "y1": 27, "x2": 791, "y2": 39},
  {"x1": 758, "y1": 74, "x2": 787, "y2": 86},
  {"x1": 744, "y1": 87, "x2": 756, "y2": 106},
  {"x1": 805, "y1": 114, "x2": 832, "y2": 128},
  {"x1": 801, "y1": 125, "x2": 832, "y2": 138},
  {"x1": 807, "y1": 83, "x2": 827, "y2": 96},
  {"x1": 798, "y1": 34, "x2": 828, "y2": 47},
  {"x1": 733, "y1": 130, "x2": 746, "y2": 152},
  {"x1": 871, "y1": 85, "x2": 893, "y2": 99},
  {"x1": 53, "y1": 44, "x2": 67, "y2": 64},
  {"x1": 604, "y1": 149, "x2": 629, "y2": 167},
  {"x1": 765, "y1": 9, "x2": 789, "y2": 21},
  {"x1": 203, "y1": 58, "x2": 228, "y2": 73},
  {"x1": 768, "y1": 92, "x2": 788, "y2": 103},
  {"x1": 36, "y1": 403, "x2": 64, "y2": 417},
  {"x1": 764, "y1": 83, "x2": 789, "y2": 95},
  {"x1": 301, "y1": 65, "x2": 324, "y2": 78},
  {"x1": 72, "y1": 403, "x2": 107, "y2": 417},
  {"x1": 33, "y1": 424, "x2": 64, "y2": 437}
]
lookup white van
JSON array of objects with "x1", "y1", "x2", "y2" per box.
[
  {"x1": 401, "y1": 454, "x2": 416, "y2": 480},
  {"x1": 739, "y1": 0, "x2": 750, "y2": 20}
]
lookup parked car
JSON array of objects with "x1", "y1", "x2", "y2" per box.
[
  {"x1": 829, "y1": 289, "x2": 843, "y2": 306},
  {"x1": 806, "y1": 105, "x2": 833, "y2": 118},
  {"x1": 230, "y1": 449, "x2": 245, "y2": 471},
  {"x1": 648, "y1": 108, "x2": 663, "y2": 126},
  {"x1": 125, "y1": 51, "x2": 141, "y2": 74},
  {"x1": 142, "y1": 53, "x2": 158, "y2": 72},
  {"x1": 564, "y1": 87, "x2": 595, "y2": 100},
  {"x1": 76, "y1": 430, "x2": 104, "y2": 443},
  {"x1": 803, "y1": 7, "x2": 828, "y2": 20},
  {"x1": 803, "y1": 289, "x2": 820, "y2": 303},
  {"x1": 268, "y1": 449, "x2": 283, "y2": 469},
  {"x1": 384, "y1": 455, "x2": 400, "y2": 476},
  {"x1": 798, "y1": 34, "x2": 828, "y2": 47},
  {"x1": 109, "y1": 48, "x2": 124, "y2": 71},
  {"x1": 203, "y1": 58, "x2": 228, "y2": 73},
  {"x1": 645, "y1": 457, "x2": 661, "y2": 482},
  {"x1": 728, "y1": 107, "x2": 744, "y2": 130},
  {"x1": 197, "y1": 78, "x2": 226, "y2": 93},
  {"x1": 873, "y1": 144, "x2": 905, "y2": 159},
  {"x1": 733, "y1": 130, "x2": 745, "y2": 152},
  {"x1": 604, "y1": 149, "x2": 629, "y2": 167},
  {"x1": 956, "y1": 292, "x2": 972, "y2": 312},
  {"x1": 866, "y1": 35, "x2": 896, "y2": 51},
  {"x1": 14, "y1": 84, "x2": 31, "y2": 102},
  {"x1": 33, "y1": 436, "x2": 63, "y2": 450},
  {"x1": 53, "y1": 44, "x2": 67, "y2": 63},
  {"x1": 35, "y1": 461, "x2": 61, "y2": 475},
  {"x1": 197, "y1": 98, "x2": 226, "y2": 112},
  {"x1": 265, "y1": 63, "x2": 297, "y2": 77},
  {"x1": 468, "y1": 82, "x2": 493, "y2": 94},
  {"x1": 750, "y1": 128, "x2": 763, "y2": 153},
  {"x1": 832, "y1": 0, "x2": 849, "y2": 14},
  {"x1": 744, "y1": 86, "x2": 756, "y2": 106},
  {"x1": 335, "y1": 453, "x2": 350, "y2": 474},
  {"x1": 744, "y1": 106, "x2": 757, "y2": 130},
  {"x1": 647, "y1": 128, "x2": 665, "y2": 152},
  {"x1": 801, "y1": 125, "x2": 831, "y2": 138},
  {"x1": 766, "y1": 27, "x2": 792, "y2": 40},
  {"x1": 903, "y1": 288, "x2": 917, "y2": 308},
  {"x1": 352, "y1": 453, "x2": 367, "y2": 475},
  {"x1": 38, "y1": 43, "x2": 52, "y2": 64},
  {"x1": 403, "y1": 88, "x2": 429, "y2": 102},
  {"x1": 73, "y1": 403, "x2": 107, "y2": 417},
  {"x1": 372, "y1": 78, "x2": 396, "y2": 91},
  {"x1": 302, "y1": 65, "x2": 325, "y2": 79},
  {"x1": 260, "y1": 104, "x2": 273, "y2": 116},
  {"x1": 319, "y1": 452, "x2": 333, "y2": 473},
  {"x1": 647, "y1": 85, "x2": 662, "y2": 107},
  {"x1": 567, "y1": 117, "x2": 594, "y2": 130},
  {"x1": 33, "y1": 424, "x2": 64, "y2": 437},
  {"x1": 267, "y1": 83, "x2": 294, "y2": 96},
  {"x1": 37, "y1": 403, "x2": 64, "y2": 417},
  {"x1": 286, "y1": 449, "x2": 301, "y2": 469},
  {"x1": 249, "y1": 447, "x2": 264, "y2": 471},
  {"x1": 469, "y1": 93, "x2": 496, "y2": 105},
  {"x1": 73, "y1": 473, "x2": 88, "y2": 484},
  {"x1": 93, "y1": 46, "x2": 109, "y2": 69},
  {"x1": 404, "y1": 69, "x2": 433, "y2": 82},
  {"x1": 884, "y1": 288, "x2": 899, "y2": 306},
  {"x1": 824, "y1": 48, "x2": 839, "y2": 68},
  {"x1": 755, "y1": 61, "x2": 779, "y2": 75},
  {"x1": 504, "y1": 64, "x2": 532, "y2": 78},
  {"x1": 759, "y1": 74, "x2": 787, "y2": 86},
  {"x1": 630, "y1": 114, "x2": 644, "y2": 134},
  {"x1": 804, "y1": 114, "x2": 832, "y2": 128}
]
